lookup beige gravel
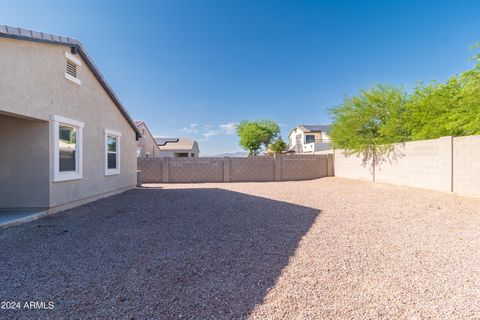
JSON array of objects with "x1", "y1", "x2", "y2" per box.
[
  {"x1": 153, "y1": 178, "x2": 480, "y2": 319},
  {"x1": 1, "y1": 177, "x2": 480, "y2": 319}
]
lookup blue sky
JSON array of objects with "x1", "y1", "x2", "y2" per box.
[{"x1": 2, "y1": 1, "x2": 480, "y2": 155}]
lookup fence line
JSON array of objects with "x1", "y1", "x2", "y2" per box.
[
  {"x1": 138, "y1": 154, "x2": 334, "y2": 183},
  {"x1": 335, "y1": 134, "x2": 480, "y2": 197}
]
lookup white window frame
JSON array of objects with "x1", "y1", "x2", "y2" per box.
[
  {"x1": 105, "y1": 129, "x2": 121, "y2": 176},
  {"x1": 53, "y1": 115, "x2": 84, "y2": 182},
  {"x1": 64, "y1": 51, "x2": 82, "y2": 85}
]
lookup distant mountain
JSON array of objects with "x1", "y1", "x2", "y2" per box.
[{"x1": 211, "y1": 151, "x2": 248, "y2": 157}]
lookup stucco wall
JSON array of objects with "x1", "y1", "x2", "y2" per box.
[
  {"x1": 138, "y1": 154, "x2": 334, "y2": 183},
  {"x1": 136, "y1": 122, "x2": 160, "y2": 158},
  {"x1": 0, "y1": 38, "x2": 137, "y2": 210},
  {"x1": 0, "y1": 114, "x2": 50, "y2": 208}
]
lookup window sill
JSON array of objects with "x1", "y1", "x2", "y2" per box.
[
  {"x1": 54, "y1": 172, "x2": 82, "y2": 182},
  {"x1": 65, "y1": 73, "x2": 81, "y2": 85},
  {"x1": 105, "y1": 170, "x2": 120, "y2": 176}
]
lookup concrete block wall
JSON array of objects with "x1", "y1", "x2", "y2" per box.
[
  {"x1": 230, "y1": 157, "x2": 275, "y2": 182},
  {"x1": 138, "y1": 158, "x2": 163, "y2": 183},
  {"x1": 138, "y1": 154, "x2": 333, "y2": 183},
  {"x1": 169, "y1": 158, "x2": 224, "y2": 183},
  {"x1": 335, "y1": 134, "x2": 480, "y2": 197},
  {"x1": 334, "y1": 152, "x2": 372, "y2": 181},
  {"x1": 280, "y1": 154, "x2": 330, "y2": 181},
  {"x1": 452, "y1": 136, "x2": 480, "y2": 196},
  {"x1": 375, "y1": 137, "x2": 452, "y2": 193}
]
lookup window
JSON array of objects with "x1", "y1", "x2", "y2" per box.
[
  {"x1": 53, "y1": 115, "x2": 84, "y2": 182},
  {"x1": 190, "y1": 153, "x2": 195, "y2": 157},
  {"x1": 105, "y1": 129, "x2": 121, "y2": 175},
  {"x1": 174, "y1": 153, "x2": 188, "y2": 158},
  {"x1": 305, "y1": 134, "x2": 315, "y2": 144},
  {"x1": 64, "y1": 51, "x2": 82, "y2": 85},
  {"x1": 59, "y1": 125, "x2": 77, "y2": 172}
]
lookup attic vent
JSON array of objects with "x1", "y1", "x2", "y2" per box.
[
  {"x1": 64, "y1": 51, "x2": 82, "y2": 85},
  {"x1": 66, "y1": 60, "x2": 77, "y2": 78}
]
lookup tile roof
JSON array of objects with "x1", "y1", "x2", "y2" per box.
[{"x1": 0, "y1": 25, "x2": 141, "y2": 138}]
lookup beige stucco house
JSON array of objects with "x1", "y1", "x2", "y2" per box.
[
  {"x1": 288, "y1": 125, "x2": 331, "y2": 154},
  {"x1": 155, "y1": 138, "x2": 200, "y2": 158},
  {"x1": 0, "y1": 25, "x2": 141, "y2": 214},
  {"x1": 135, "y1": 120, "x2": 160, "y2": 158}
]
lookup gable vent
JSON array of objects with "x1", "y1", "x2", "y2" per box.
[{"x1": 66, "y1": 60, "x2": 77, "y2": 78}]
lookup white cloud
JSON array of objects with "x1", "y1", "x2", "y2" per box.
[
  {"x1": 179, "y1": 122, "x2": 238, "y2": 141},
  {"x1": 181, "y1": 123, "x2": 199, "y2": 133},
  {"x1": 219, "y1": 122, "x2": 237, "y2": 135},
  {"x1": 200, "y1": 125, "x2": 219, "y2": 141}
]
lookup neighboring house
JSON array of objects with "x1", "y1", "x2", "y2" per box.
[
  {"x1": 288, "y1": 124, "x2": 331, "y2": 154},
  {"x1": 135, "y1": 120, "x2": 160, "y2": 158},
  {"x1": 155, "y1": 138, "x2": 200, "y2": 158},
  {"x1": 0, "y1": 25, "x2": 141, "y2": 213}
]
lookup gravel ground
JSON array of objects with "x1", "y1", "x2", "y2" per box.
[{"x1": 1, "y1": 177, "x2": 480, "y2": 319}]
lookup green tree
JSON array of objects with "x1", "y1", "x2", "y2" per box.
[
  {"x1": 329, "y1": 44, "x2": 480, "y2": 166},
  {"x1": 268, "y1": 138, "x2": 287, "y2": 154},
  {"x1": 406, "y1": 67, "x2": 480, "y2": 139},
  {"x1": 329, "y1": 85, "x2": 409, "y2": 164},
  {"x1": 236, "y1": 120, "x2": 280, "y2": 155}
]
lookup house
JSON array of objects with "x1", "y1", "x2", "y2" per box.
[
  {"x1": 155, "y1": 138, "x2": 200, "y2": 158},
  {"x1": 288, "y1": 124, "x2": 331, "y2": 154},
  {"x1": 135, "y1": 120, "x2": 160, "y2": 158},
  {"x1": 0, "y1": 25, "x2": 141, "y2": 214}
]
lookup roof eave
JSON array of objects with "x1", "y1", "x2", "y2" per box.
[{"x1": 0, "y1": 27, "x2": 141, "y2": 139}]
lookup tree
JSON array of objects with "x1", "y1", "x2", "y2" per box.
[
  {"x1": 406, "y1": 67, "x2": 480, "y2": 139},
  {"x1": 329, "y1": 45, "x2": 480, "y2": 167},
  {"x1": 236, "y1": 120, "x2": 280, "y2": 155},
  {"x1": 268, "y1": 138, "x2": 287, "y2": 154},
  {"x1": 329, "y1": 85, "x2": 409, "y2": 165}
]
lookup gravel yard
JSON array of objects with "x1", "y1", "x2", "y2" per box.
[{"x1": 1, "y1": 177, "x2": 480, "y2": 319}]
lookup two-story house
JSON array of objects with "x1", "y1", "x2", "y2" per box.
[{"x1": 288, "y1": 125, "x2": 331, "y2": 154}]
